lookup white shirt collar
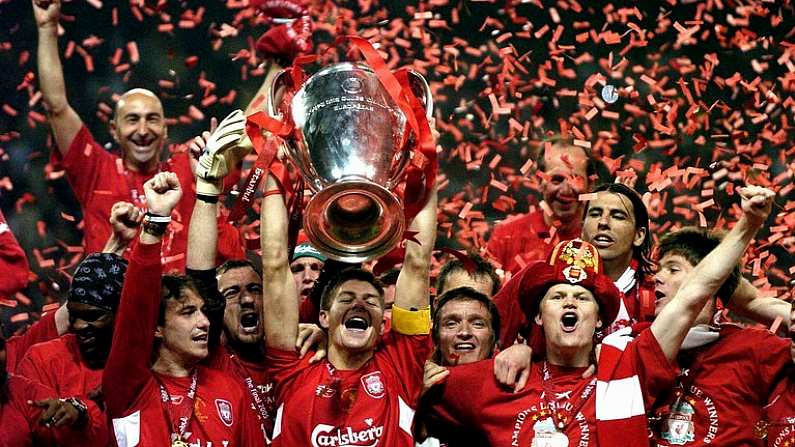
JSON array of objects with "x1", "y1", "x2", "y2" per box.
[{"x1": 614, "y1": 265, "x2": 637, "y2": 294}]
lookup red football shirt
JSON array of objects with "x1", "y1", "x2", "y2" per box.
[
  {"x1": 53, "y1": 125, "x2": 244, "y2": 272},
  {"x1": 16, "y1": 334, "x2": 102, "y2": 398},
  {"x1": 764, "y1": 376, "x2": 795, "y2": 447},
  {"x1": 649, "y1": 325, "x2": 790, "y2": 447},
  {"x1": 267, "y1": 332, "x2": 431, "y2": 447},
  {"x1": 426, "y1": 329, "x2": 676, "y2": 446},
  {"x1": 0, "y1": 209, "x2": 29, "y2": 302},
  {"x1": 102, "y1": 241, "x2": 263, "y2": 447},
  {"x1": 0, "y1": 373, "x2": 108, "y2": 446},
  {"x1": 4, "y1": 311, "x2": 58, "y2": 374},
  {"x1": 207, "y1": 343, "x2": 276, "y2": 440},
  {"x1": 487, "y1": 209, "x2": 580, "y2": 274}
]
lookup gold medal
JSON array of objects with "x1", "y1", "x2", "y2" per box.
[
  {"x1": 171, "y1": 438, "x2": 189, "y2": 447},
  {"x1": 753, "y1": 420, "x2": 769, "y2": 439}
]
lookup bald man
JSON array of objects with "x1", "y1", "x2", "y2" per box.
[{"x1": 33, "y1": 0, "x2": 243, "y2": 271}]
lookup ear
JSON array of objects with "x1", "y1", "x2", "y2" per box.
[
  {"x1": 596, "y1": 318, "x2": 603, "y2": 329},
  {"x1": 318, "y1": 310, "x2": 330, "y2": 330},
  {"x1": 109, "y1": 119, "x2": 120, "y2": 143},
  {"x1": 379, "y1": 317, "x2": 386, "y2": 337},
  {"x1": 154, "y1": 326, "x2": 164, "y2": 339},
  {"x1": 534, "y1": 313, "x2": 543, "y2": 326},
  {"x1": 633, "y1": 226, "x2": 648, "y2": 248}
]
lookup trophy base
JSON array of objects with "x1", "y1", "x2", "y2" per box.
[{"x1": 303, "y1": 180, "x2": 405, "y2": 263}]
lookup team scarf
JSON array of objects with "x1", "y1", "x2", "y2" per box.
[{"x1": 595, "y1": 323, "x2": 651, "y2": 446}]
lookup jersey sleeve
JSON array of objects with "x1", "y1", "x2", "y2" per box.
[
  {"x1": 422, "y1": 359, "x2": 492, "y2": 428},
  {"x1": 102, "y1": 240, "x2": 162, "y2": 418},
  {"x1": 751, "y1": 331, "x2": 792, "y2": 400},
  {"x1": 5, "y1": 311, "x2": 58, "y2": 374},
  {"x1": 15, "y1": 344, "x2": 53, "y2": 389},
  {"x1": 626, "y1": 328, "x2": 680, "y2": 407},
  {"x1": 379, "y1": 332, "x2": 432, "y2": 404},
  {"x1": 265, "y1": 347, "x2": 312, "y2": 402},
  {"x1": 51, "y1": 125, "x2": 116, "y2": 205},
  {"x1": 0, "y1": 209, "x2": 29, "y2": 300}
]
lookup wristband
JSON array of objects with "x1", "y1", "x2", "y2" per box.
[
  {"x1": 61, "y1": 397, "x2": 88, "y2": 427},
  {"x1": 197, "y1": 194, "x2": 219, "y2": 204},
  {"x1": 142, "y1": 213, "x2": 171, "y2": 237}
]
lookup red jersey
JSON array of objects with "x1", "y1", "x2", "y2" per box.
[
  {"x1": 267, "y1": 332, "x2": 431, "y2": 447},
  {"x1": 426, "y1": 329, "x2": 676, "y2": 446},
  {"x1": 102, "y1": 241, "x2": 263, "y2": 447},
  {"x1": 0, "y1": 209, "x2": 29, "y2": 301},
  {"x1": 4, "y1": 311, "x2": 58, "y2": 374},
  {"x1": 605, "y1": 265, "x2": 656, "y2": 335},
  {"x1": 207, "y1": 343, "x2": 276, "y2": 440},
  {"x1": 0, "y1": 373, "x2": 108, "y2": 446},
  {"x1": 16, "y1": 334, "x2": 102, "y2": 398},
  {"x1": 763, "y1": 376, "x2": 795, "y2": 447},
  {"x1": 649, "y1": 325, "x2": 790, "y2": 447},
  {"x1": 487, "y1": 209, "x2": 580, "y2": 274},
  {"x1": 53, "y1": 125, "x2": 244, "y2": 272}
]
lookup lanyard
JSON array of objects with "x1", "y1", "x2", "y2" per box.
[
  {"x1": 230, "y1": 355, "x2": 271, "y2": 423},
  {"x1": 541, "y1": 362, "x2": 597, "y2": 431},
  {"x1": 154, "y1": 369, "x2": 199, "y2": 445}
]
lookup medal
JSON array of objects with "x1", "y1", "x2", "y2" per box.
[
  {"x1": 171, "y1": 438, "x2": 189, "y2": 447},
  {"x1": 753, "y1": 420, "x2": 769, "y2": 439}
]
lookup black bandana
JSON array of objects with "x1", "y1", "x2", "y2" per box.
[{"x1": 68, "y1": 253, "x2": 128, "y2": 312}]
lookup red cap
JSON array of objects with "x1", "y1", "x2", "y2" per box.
[{"x1": 514, "y1": 239, "x2": 621, "y2": 327}]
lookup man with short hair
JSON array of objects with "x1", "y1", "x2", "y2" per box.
[
  {"x1": 32, "y1": 0, "x2": 242, "y2": 272},
  {"x1": 648, "y1": 225, "x2": 792, "y2": 447},
  {"x1": 261, "y1": 170, "x2": 437, "y2": 446},
  {"x1": 103, "y1": 172, "x2": 261, "y2": 446},
  {"x1": 487, "y1": 142, "x2": 595, "y2": 274},
  {"x1": 436, "y1": 253, "x2": 500, "y2": 298},
  {"x1": 424, "y1": 186, "x2": 774, "y2": 446},
  {"x1": 291, "y1": 242, "x2": 327, "y2": 302}
]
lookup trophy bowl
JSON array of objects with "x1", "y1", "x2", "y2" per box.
[{"x1": 268, "y1": 62, "x2": 432, "y2": 263}]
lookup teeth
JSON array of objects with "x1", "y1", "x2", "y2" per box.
[{"x1": 455, "y1": 343, "x2": 475, "y2": 350}]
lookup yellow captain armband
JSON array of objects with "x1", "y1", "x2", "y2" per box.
[{"x1": 391, "y1": 305, "x2": 431, "y2": 335}]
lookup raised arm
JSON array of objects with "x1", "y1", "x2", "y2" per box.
[
  {"x1": 103, "y1": 172, "x2": 181, "y2": 417},
  {"x1": 261, "y1": 174, "x2": 299, "y2": 351},
  {"x1": 726, "y1": 277, "x2": 790, "y2": 333},
  {"x1": 32, "y1": 0, "x2": 82, "y2": 156},
  {"x1": 102, "y1": 201, "x2": 143, "y2": 256},
  {"x1": 651, "y1": 185, "x2": 774, "y2": 362},
  {"x1": 394, "y1": 186, "x2": 438, "y2": 311}
]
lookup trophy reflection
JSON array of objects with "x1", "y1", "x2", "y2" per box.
[{"x1": 268, "y1": 62, "x2": 432, "y2": 263}]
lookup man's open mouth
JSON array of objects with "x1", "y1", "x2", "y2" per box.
[
  {"x1": 560, "y1": 312, "x2": 579, "y2": 333},
  {"x1": 240, "y1": 312, "x2": 259, "y2": 334},
  {"x1": 192, "y1": 333, "x2": 208, "y2": 344},
  {"x1": 344, "y1": 315, "x2": 371, "y2": 332}
]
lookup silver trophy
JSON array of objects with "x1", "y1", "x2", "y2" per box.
[{"x1": 268, "y1": 62, "x2": 432, "y2": 263}]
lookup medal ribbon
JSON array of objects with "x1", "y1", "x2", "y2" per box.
[
  {"x1": 154, "y1": 369, "x2": 199, "y2": 443},
  {"x1": 230, "y1": 356, "x2": 271, "y2": 424},
  {"x1": 541, "y1": 362, "x2": 597, "y2": 432}
]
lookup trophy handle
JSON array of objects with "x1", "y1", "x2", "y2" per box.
[
  {"x1": 267, "y1": 69, "x2": 291, "y2": 119},
  {"x1": 406, "y1": 70, "x2": 434, "y2": 119}
]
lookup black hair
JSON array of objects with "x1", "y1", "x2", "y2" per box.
[
  {"x1": 217, "y1": 259, "x2": 262, "y2": 278},
  {"x1": 319, "y1": 268, "x2": 385, "y2": 311},
  {"x1": 436, "y1": 252, "x2": 501, "y2": 297},
  {"x1": 432, "y1": 286, "x2": 501, "y2": 363},
  {"x1": 158, "y1": 275, "x2": 204, "y2": 326},
  {"x1": 378, "y1": 267, "x2": 401, "y2": 286},
  {"x1": 586, "y1": 183, "x2": 654, "y2": 280},
  {"x1": 657, "y1": 227, "x2": 741, "y2": 301}
]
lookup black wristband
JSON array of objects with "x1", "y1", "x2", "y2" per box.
[
  {"x1": 142, "y1": 213, "x2": 170, "y2": 237},
  {"x1": 197, "y1": 194, "x2": 219, "y2": 204}
]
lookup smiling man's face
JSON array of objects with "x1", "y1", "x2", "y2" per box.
[{"x1": 437, "y1": 299, "x2": 495, "y2": 366}]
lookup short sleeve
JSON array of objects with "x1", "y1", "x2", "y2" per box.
[
  {"x1": 51, "y1": 125, "x2": 116, "y2": 205},
  {"x1": 378, "y1": 332, "x2": 432, "y2": 404},
  {"x1": 265, "y1": 347, "x2": 312, "y2": 402}
]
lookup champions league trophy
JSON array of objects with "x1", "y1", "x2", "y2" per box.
[{"x1": 267, "y1": 62, "x2": 433, "y2": 263}]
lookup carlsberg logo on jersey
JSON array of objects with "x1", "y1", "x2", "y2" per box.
[{"x1": 311, "y1": 423, "x2": 385, "y2": 446}]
